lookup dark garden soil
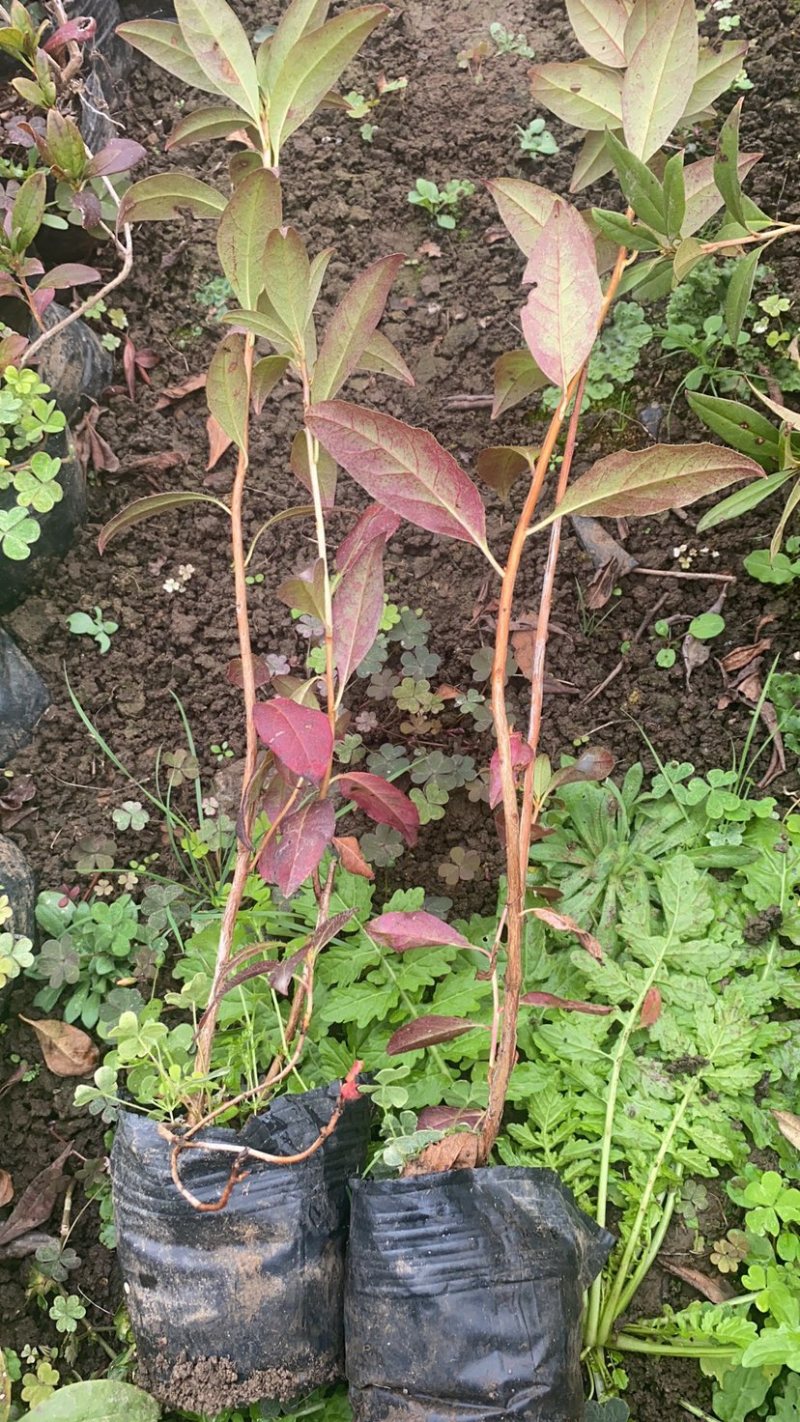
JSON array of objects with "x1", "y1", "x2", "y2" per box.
[{"x1": 2, "y1": 0, "x2": 800, "y2": 1416}]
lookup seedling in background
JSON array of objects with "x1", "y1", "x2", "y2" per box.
[
  {"x1": 489, "y1": 21, "x2": 534, "y2": 57},
  {"x1": 210, "y1": 740, "x2": 234, "y2": 762},
  {"x1": 408, "y1": 178, "x2": 476, "y2": 229},
  {"x1": 687, "y1": 611, "x2": 725, "y2": 641},
  {"x1": 652, "y1": 619, "x2": 677, "y2": 669},
  {"x1": 66, "y1": 607, "x2": 118, "y2": 654},
  {"x1": 517, "y1": 118, "x2": 559, "y2": 159},
  {"x1": 343, "y1": 76, "x2": 406, "y2": 142}
]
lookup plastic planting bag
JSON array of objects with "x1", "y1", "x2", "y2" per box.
[
  {"x1": 345, "y1": 1167, "x2": 614, "y2": 1422},
  {"x1": 112, "y1": 1084, "x2": 370, "y2": 1415}
]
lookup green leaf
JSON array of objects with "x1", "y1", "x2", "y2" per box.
[
  {"x1": 261, "y1": 227, "x2": 311, "y2": 352},
  {"x1": 521, "y1": 201, "x2": 603, "y2": 391},
  {"x1": 268, "y1": 5, "x2": 387, "y2": 157},
  {"x1": 358, "y1": 330, "x2": 415, "y2": 386},
  {"x1": 616, "y1": 255, "x2": 672, "y2": 302},
  {"x1": 661, "y1": 150, "x2": 686, "y2": 238},
  {"x1": 711, "y1": 1363, "x2": 771, "y2": 1422},
  {"x1": 11, "y1": 170, "x2": 46, "y2": 252},
  {"x1": 714, "y1": 100, "x2": 748, "y2": 227},
  {"x1": 173, "y1": 0, "x2": 260, "y2": 121},
  {"x1": 672, "y1": 236, "x2": 705, "y2": 284},
  {"x1": 530, "y1": 61, "x2": 623, "y2": 131},
  {"x1": 565, "y1": 0, "x2": 629, "y2": 67},
  {"x1": 290, "y1": 428, "x2": 337, "y2": 508},
  {"x1": 570, "y1": 129, "x2": 617, "y2": 194},
  {"x1": 591, "y1": 208, "x2": 662, "y2": 251},
  {"x1": 0, "y1": 507, "x2": 40, "y2": 560},
  {"x1": 206, "y1": 333, "x2": 249, "y2": 450},
  {"x1": 684, "y1": 40, "x2": 748, "y2": 115},
  {"x1": 165, "y1": 104, "x2": 253, "y2": 150},
  {"x1": 622, "y1": 0, "x2": 697, "y2": 160},
  {"x1": 20, "y1": 1379, "x2": 160, "y2": 1422},
  {"x1": 485, "y1": 178, "x2": 559, "y2": 254},
  {"x1": 744, "y1": 548, "x2": 800, "y2": 586},
  {"x1": 681, "y1": 152, "x2": 760, "y2": 236},
  {"x1": 604, "y1": 132, "x2": 666, "y2": 233},
  {"x1": 118, "y1": 173, "x2": 225, "y2": 224},
  {"x1": 117, "y1": 19, "x2": 228, "y2": 98},
  {"x1": 770, "y1": 476, "x2": 800, "y2": 560},
  {"x1": 492, "y1": 349, "x2": 550, "y2": 418},
  {"x1": 312, "y1": 252, "x2": 404, "y2": 401},
  {"x1": 262, "y1": 0, "x2": 329, "y2": 87},
  {"x1": 98, "y1": 491, "x2": 229, "y2": 553},
  {"x1": 216, "y1": 169, "x2": 283, "y2": 309},
  {"x1": 251, "y1": 355, "x2": 291, "y2": 415},
  {"x1": 695, "y1": 469, "x2": 792, "y2": 533},
  {"x1": 531, "y1": 442, "x2": 763, "y2": 528},
  {"x1": 476, "y1": 446, "x2": 539, "y2": 501},
  {"x1": 687, "y1": 392, "x2": 781, "y2": 470}
]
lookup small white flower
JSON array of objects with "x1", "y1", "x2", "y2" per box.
[
  {"x1": 178, "y1": 563, "x2": 195, "y2": 583},
  {"x1": 793, "y1": 652, "x2": 800, "y2": 662},
  {"x1": 711, "y1": 550, "x2": 720, "y2": 559},
  {"x1": 94, "y1": 878, "x2": 113, "y2": 898},
  {"x1": 163, "y1": 577, "x2": 183, "y2": 594},
  {"x1": 700, "y1": 546, "x2": 709, "y2": 554},
  {"x1": 117, "y1": 871, "x2": 139, "y2": 890},
  {"x1": 672, "y1": 544, "x2": 688, "y2": 558}
]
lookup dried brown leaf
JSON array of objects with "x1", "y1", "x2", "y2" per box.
[
  {"x1": 20, "y1": 1017, "x2": 99, "y2": 1077},
  {"x1": 332, "y1": 835, "x2": 375, "y2": 880},
  {"x1": 153, "y1": 371, "x2": 206, "y2": 409},
  {"x1": 403, "y1": 1131, "x2": 480, "y2": 1175},
  {"x1": 640, "y1": 985, "x2": 662, "y2": 1028},
  {"x1": 0, "y1": 1145, "x2": 71, "y2": 1246},
  {"x1": 206, "y1": 413, "x2": 234, "y2": 470},
  {"x1": 660, "y1": 1260, "x2": 734, "y2": 1304},
  {"x1": 530, "y1": 906, "x2": 604, "y2": 960},
  {"x1": 0, "y1": 1169, "x2": 13, "y2": 1207},
  {"x1": 773, "y1": 1109, "x2": 800, "y2": 1152},
  {"x1": 719, "y1": 638, "x2": 772, "y2": 673}
]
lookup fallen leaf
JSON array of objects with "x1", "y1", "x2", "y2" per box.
[
  {"x1": 332, "y1": 835, "x2": 375, "y2": 880},
  {"x1": 530, "y1": 906, "x2": 604, "y2": 961},
  {"x1": 206, "y1": 413, "x2": 234, "y2": 470},
  {"x1": 417, "y1": 239, "x2": 442, "y2": 258},
  {"x1": 119, "y1": 450, "x2": 187, "y2": 475},
  {"x1": 0, "y1": 1145, "x2": 72, "y2": 1246},
  {"x1": 521, "y1": 991, "x2": 614, "y2": 1015},
  {"x1": 403, "y1": 1131, "x2": 480, "y2": 1175},
  {"x1": 0, "y1": 1170, "x2": 13, "y2": 1207},
  {"x1": 660, "y1": 1260, "x2": 734, "y2": 1304},
  {"x1": 20, "y1": 1017, "x2": 99, "y2": 1077},
  {"x1": 0, "y1": 1061, "x2": 28, "y2": 1098},
  {"x1": 640, "y1": 985, "x2": 662, "y2": 1028},
  {"x1": 225, "y1": 654, "x2": 271, "y2": 689},
  {"x1": 773, "y1": 1109, "x2": 800, "y2": 1152},
  {"x1": 0, "y1": 1229, "x2": 58, "y2": 1260},
  {"x1": 719, "y1": 638, "x2": 772, "y2": 673},
  {"x1": 153, "y1": 371, "x2": 206, "y2": 409},
  {"x1": 682, "y1": 632, "x2": 711, "y2": 685}
]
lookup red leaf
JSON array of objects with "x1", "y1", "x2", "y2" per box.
[
  {"x1": 258, "y1": 798, "x2": 336, "y2": 897},
  {"x1": 123, "y1": 336, "x2": 137, "y2": 400},
  {"x1": 38, "y1": 263, "x2": 100, "y2": 289},
  {"x1": 254, "y1": 697, "x2": 334, "y2": 783},
  {"x1": 30, "y1": 287, "x2": 55, "y2": 318},
  {"x1": 640, "y1": 985, "x2": 662, "y2": 1028},
  {"x1": 521, "y1": 991, "x2": 614, "y2": 1015},
  {"x1": 521, "y1": 201, "x2": 602, "y2": 391},
  {"x1": 306, "y1": 401, "x2": 488, "y2": 548},
  {"x1": 154, "y1": 372, "x2": 206, "y2": 409},
  {"x1": 43, "y1": 15, "x2": 96, "y2": 51},
  {"x1": 332, "y1": 834, "x2": 374, "y2": 880},
  {"x1": 531, "y1": 906, "x2": 604, "y2": 961},
  {"x1": 336, "y1": 502, "x2": 401, "y2": 573},
  {"x1": 416, "y1": 1105, "x2": 483, "y2": 1130},
  {"x1": 338, "y1": 771, "x2": 419, "y2": 846},
  {"x1": 550, "y1": 746, "x2": 616, "y2": 790},
  {"x1": 367, "y1": 909, "x2": 471, "y2": 952},
  {"x1": 226, "y1": 655, "x2": 270, "y2": 689},
  {"x1": 387, "y1": 1015, "x2": 483, "y2": 1056},
  {"x1": 71, "y1": 190, "x2": 102, "y2": 229},
  {"x1": 489, "y1": 730, "x2": 533, "y2": 810},
  {"x1": 332, "y1": 536, "x2": 386, "y2": 693},
  {"x1": 87, "y1": 138, "x2": 146, "y2": 178}
]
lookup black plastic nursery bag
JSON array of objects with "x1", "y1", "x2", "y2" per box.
[
  {"x1": 111, "y1": 1084, "x2": 370, "y2": 1415},
  {"x1": 345, "y1": 1166, "x2": 614, "y2": 1422}
]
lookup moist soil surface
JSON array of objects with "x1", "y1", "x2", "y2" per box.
[{"x1": 2, "y1": 0, "x2": 800, "y2": 1417}]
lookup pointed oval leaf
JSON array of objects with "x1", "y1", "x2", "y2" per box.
[
  {"x1": 11, "y1": 170, "x2": 46, "y2": 250},
  {"x1": 489, "y1": 730, "x2": 533, "y2": 810},
  {"x1": 265, "y1": 0, "x2": 330, "y2": 87},
  {"x1": 485, "y1": 178, "x2": 558, "y2": 254},
  {"x1": 530, "y1": 61, "x2": 623, "y2": 131},
  {"x1": 367, "y1": 910, "x2": 471, "y2": 952},
  {"x1": 98, "y1": 491, "x2": 229, "y2": 553},
  {"x1": 530, "y1": 907, "x2": 604, "y2": 960},
  {"x1": 695, "y1": 469, "x2": 791, "y2": 533},
  {"x1": 533, "y1": 443, "x2": 764, "y2": 527},
  {"x1": 476, "y1": 445, "x2": 539, "y2": 501},
  {"x1": 262, "y1": 226, "x2": 311, "y2": 350},
  {"x1": 252, "y1": 355, "x2": 291, "y2": 415},
  {"x1": 332, "y1": 536, "x2": 386, "y2": 694},
  {"x1": 206, "y1": 332, "x2": 249, "y2": 450},
  {"x1": 639, "y1": 985, "x2": 662, "y2": 1027},
  {"x1": 37, "y1": 263, "x2": 100, "y2": 289},
  {"x1": 217, "y1": 169, "x2": 283, "y2": 310},
  {"x1": 336, "y1": 503, "x2": 400, "y2": 572},
  {"x1": 358, "y1": 329, "x2": 415, "y2": 386},
  {"x1": 685, "y1": 40, "x2": 747, "y2": 115},
  {"x1": 17, "y1": 1379, "x2": 160, "y2": 1422},
  {"x1": 313, "y1": 252, "x2": 405, "y2": 401},
  {"x1": 268, "y1": 6, "x2": 387, "y2": 154},
  {"x1": 714, "y1": 100, "x2": 747, "y2": 227},
  {"x1": 681, "y1": 152, "x2": 760, "y2": 236},
  {"x1": 566, "y1": 0, "x2": 629, "y2": 65},
  {"x1": 773, "y1": 1110, "x2": 800, "y2": 1154},
  {"x1": 492, "y1": 349, "x2": 550, "y2": 419},
  {"x1": 332, "y1": 834, "x2": 374, "y2": 880},
  {"x1": 338, "y1": 771, "x2": 419, "y2": 846},
  {"x1": 549, "y1": 745, "x2": 616, "y2": 789},
  {"x1": 253, "y1": 696, "x2": 334, "y2": 782},
  {"x1": 570, "y1": 129, "x2": 617, "y2": 193},
  {"x1": 174, "y1": 0, "x2": 260, "y2": 121},
  {"x1": 166, "y1": 103, "x2": 252, "y2": 149},
  {"x1": 258, "y1": 798, "x2": 336, "y2": 897},
  {"x1": 387, "y1": 1015, "x2": 482, "y2": 1056},
  {"x1": 522, "y1": 991, "x2": 614, "y2": 1015},
  {"x1": 623, "y1": 0, "x2": 659, "y2": 60},
  {"x1": 622, "y1": 0, "x2": 697, "y2": 160},
  {"x1": 725, "y1": 247, "x2": 759, "y2": 349},
  {"x1": 117, "y1": 18, "x2": 227, "y2": 97},
  {"x1": 306, "y1": 401, "x2": 488, "y2": 548},
  {"x1": 118, "y1": 172, "x2": 225, "y2": 224},
  {"x1": 291, "y1": 428, "x2": 337, "y2": 508},
  {"x1": 747, "y1": 385, "x2": 800, "y2": 433},
  {"x1": 86, "y1": 139, "x2": 147, "y2": 178},
  {"x1": 520, "y1": 202, "x2": 602, "y2": 392},
  {"x1": 604, "y1": 131, "x2": 667, "y2": 232},
  {"x1": 20, "y1": 1016, "x2": 98, "y2": 1076}
]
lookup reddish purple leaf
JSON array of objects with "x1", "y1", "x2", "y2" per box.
[
  {"x1": 43, "y1": 15, "x2": 96, "y2": 51},
  {"x1": 681, "y1": 152, "x2": 761, "y2": 236},
  {"x1": 226, "y1": 654, "x2": 270, "y2": 689},
  {"x1": 550, "y1": 745, "x2": 616, "y2": 790},
  {"x1": 333, "y1": 535, "x2": 387, "y2": 694},
  {"x1": 38, "y1": 264, "x2": 100, "y2": 290},
  {"x1": 417, "y1": 1105, "x2": 483, "y2": 1130},
  {"x1": 87, "y1": 138, "x2": 147, "y2": 178},
  {"x1": 521, "y1": 201, "x2": 602, "y2": 392},
  {"x1": 312, "y1": 252, "x2": 406, "y2": 401},
  {"x1": 489, "y1": 730, "x2": 533, "y2": 810},
  {"x1": 387, "y1": 1015, "x2": 483, "y2": 1056},
  {"x1": 253, "y1": 697, "x2": 334, "y2": 783},
  {"x1": 521, "y1": 991, "x2": 614, "y2": 1015},
  {"x1": 30, "y1": 287, "x2": 55, "y2": 318},
  {"x1": 306, "y1": 401, "x2": 488, "y2": 549},
  {"x1": 367, "y1": 910, "x2": 472, "y2": 952},
  {"x1": 338, "y1": 771, "x2": 419, "y2": 847},
  {"x1": 336, "y1": 502, "x2": 401, "y2": 573},
  {"x1": 640, "y1": 985, "x2": 662, "y2": 1028},
  {"x1": 258, "y1": 797, "x2": 336, "y2": 897},
  {"x1": 72, "y1": 190, "x2": 102, "y2": 229}
]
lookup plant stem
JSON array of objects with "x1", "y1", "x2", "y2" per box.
[
  {"x1": 614, "y1": 1188, "x2": 677, "y2": 1320},
  {"x1": 301, "y1": 370, "x2": 337, "y2": 751},
  {"x1": 612, "y1": 1337, "x2": 739, "y2": 1360}
]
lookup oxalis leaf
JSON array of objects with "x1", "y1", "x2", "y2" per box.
[
  {"x1": 531, "y1": 443, "x2": 763, "y2": 528},
  {"x1": 19, "y1": 1379, "x2": 160, "y2": 1422},
  {"x1": 521, "y1": 201, "x2": 602, "y2": 392},
  {"x1": 306, "y1": 401, "x2": 489, "y2": 550},
  {"x1": 622, "y1": 0, "x2": 697, "y2": 161}
]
